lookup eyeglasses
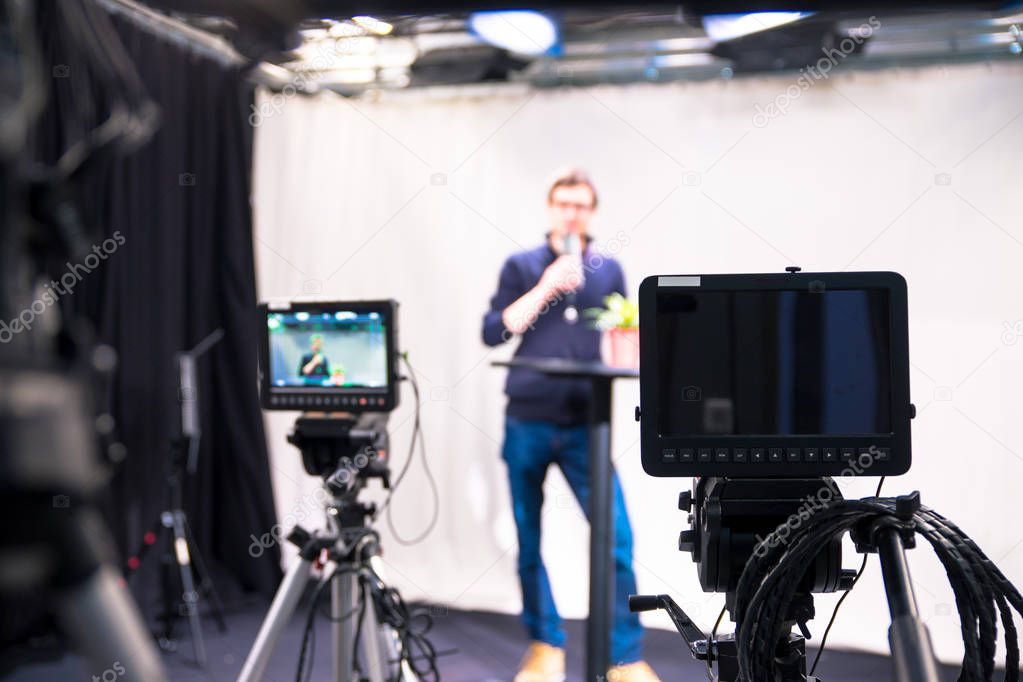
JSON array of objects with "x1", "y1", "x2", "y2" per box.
[{"x1": 551, "y1": 200, "x2": 594, "y2": 213}]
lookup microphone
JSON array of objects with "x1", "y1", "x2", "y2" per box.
[{"x1": 563, "y1": 233, "x2": 584, "y2": 324}]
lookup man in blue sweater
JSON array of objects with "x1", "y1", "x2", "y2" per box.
[{"x1": 482, "y1": 169, "x2": 659, "y2": 682}]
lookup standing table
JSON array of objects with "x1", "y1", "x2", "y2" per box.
[{"x1": 492, "y1": 357, "x2": 639, "y2": 682}]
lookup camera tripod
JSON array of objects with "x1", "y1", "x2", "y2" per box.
[
  {"x1": 631, "y1": 477, "x2": 940, "y2": 682},
  {"x1": 238, "y1": 415, "x2": 420, "y2": 682}
]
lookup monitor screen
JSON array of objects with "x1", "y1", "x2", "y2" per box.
[
  {"x1": 656, "y1": 289, "x2": 892, "y2": 438},
  {"x1": 268, "y1": 310, "x2": 389, "y2": 389}
]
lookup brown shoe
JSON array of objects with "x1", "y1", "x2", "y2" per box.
[
  {"x1": 606, "y1": 660, "x2": 661, "y2": 682},
  {"x1": 513, "y1": 641, "x2": 566, "y2": 682}
]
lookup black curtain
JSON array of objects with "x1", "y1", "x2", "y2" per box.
[{"x1": 33, "y1": 1, "x2": 282, "y2": 620}]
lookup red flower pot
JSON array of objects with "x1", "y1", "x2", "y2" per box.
[{"x1": 607, "y1": 327, "x2": 639, "y2": 369}]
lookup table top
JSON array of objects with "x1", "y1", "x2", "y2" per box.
[{"x1": 492, "y1": 356, "x2": 639, "y2": 379}]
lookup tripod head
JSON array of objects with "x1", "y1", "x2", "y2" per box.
[
  {"x1": 682, "y1": 477, "x2": 854, "y2": 598},
  {"x1": 634, "y1": 477, "x2": 857, "y2": 681},
  {"x1": 288, "y1": 414, "x2": 391, "y2": 500}
]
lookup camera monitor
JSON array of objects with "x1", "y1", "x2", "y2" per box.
[
  {"x1": 639, "y1": 272, "x2": 912, "y2": 477},
  {"x1": 257, "y1": 300, "x2": 399, "y2": 412}
]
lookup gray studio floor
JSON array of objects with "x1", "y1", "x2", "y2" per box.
[{"x1": 3, "y1": 597, "x2": 966, "y2": 682}]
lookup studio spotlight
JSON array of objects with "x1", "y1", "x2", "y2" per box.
[
  {"x1": 702, "y1": 12, "x2": 813, "y2": 42},
  {"x1": 468, "y1": 10, "x2": 559, "y2": 56}
]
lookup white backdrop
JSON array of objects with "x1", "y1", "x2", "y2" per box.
[{"x1": 251, "y1": 60, "x2": 1023, "y2": 664}]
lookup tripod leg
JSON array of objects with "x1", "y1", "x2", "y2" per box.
[
  {"x1": 238, "y1": 555, "x2": 315, "y2": 682},
  {"x1": 366, "y1": 556, "x2": 418, "y2": 682},
  {"x1": 358, "y1": 579, "x2": 387, "y2": 682},
  {"x1": 877, "y1": 528, "x2": 941, "y2": 682},
  {"x1": 333, "y1": 570, "x2": 359, "y2": 682},
  {"x1": 182, "y1": 515, "x2": 228, "y2": 632},
  {"x1": 171, "y1": 510, "x2": 207, "y2": 668},
  {"x1": 159, "y1": 540, "x2": 177, "y2": 647}
]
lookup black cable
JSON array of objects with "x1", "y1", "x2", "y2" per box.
[
  {"x1": 380, "y1": 351, "x2": 440, "y2": 546},
  {"x1": 376, "y1": 355, "x2": 420, "y2": 517},
  {"x1": 361, "y1": 563, "x2": 443, "y2": 681},
  {"x1": 707, "y1": 604, "x2": 726, "y2": 681},
  {"x1": 294, "y1": 565, "x2": 361, "y2": 682},
  {"x1": 352, "y1": 572, "x2": 368, "y2": 680},
  {"x1": 733, "y1": 487, "x2": 1023, "y2": 682},
  {"x1": 809, "y1": 476, "x2": 886, "y2": 676}
]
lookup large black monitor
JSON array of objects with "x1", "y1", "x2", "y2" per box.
[
  {"x1": 639, "y1": 271, "x2": 912, "y2": 477},
  {"x1": 257, "y1": 300, "x2": 399, "y2": 412}
]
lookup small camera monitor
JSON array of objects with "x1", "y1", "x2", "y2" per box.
[
  {"x1": 257, "y1": 300, "x2": 399, "y2": 412},
  {"x1": 639, "y1": 272, "x2": 912, "y2": 477}
]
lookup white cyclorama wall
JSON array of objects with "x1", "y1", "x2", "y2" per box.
[{"x1": 251, "y1": 60, "x2": 1023, "y2": 665}]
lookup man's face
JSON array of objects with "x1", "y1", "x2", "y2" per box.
[
  {"x1": 547, "y1": 184, "x2": 596, "y2": 239},
  {"x1": 311, "y1": 337, "x2": 323, "y2": 353}
]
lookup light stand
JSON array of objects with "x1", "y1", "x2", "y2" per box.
[{"x1": 135, "y1": 328, "x2": 228, "y2": 667}]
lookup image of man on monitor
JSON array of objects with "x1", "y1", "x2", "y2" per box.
[{"x1": 298, "y1": 334, "x2": 330, "y2": 378}]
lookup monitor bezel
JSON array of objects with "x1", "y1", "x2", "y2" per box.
[
  {"x1": 257, "y1": 300, "x2": 400, "y2": 412},
  {"x1": 639, "y1": 271, "x2": 911, "y2": 478}
]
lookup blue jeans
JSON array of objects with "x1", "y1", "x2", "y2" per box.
[{"x1": 501, "y1": 416, "x2": 644, "y2": 665}]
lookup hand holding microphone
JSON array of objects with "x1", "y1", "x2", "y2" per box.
[{"x1": 561, "y1": 233, "x2": 585, "y2": 323}]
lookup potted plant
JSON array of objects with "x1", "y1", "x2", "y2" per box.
[{"x1": 586, "y1": 293, "x2": 639, "y2": 369}]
